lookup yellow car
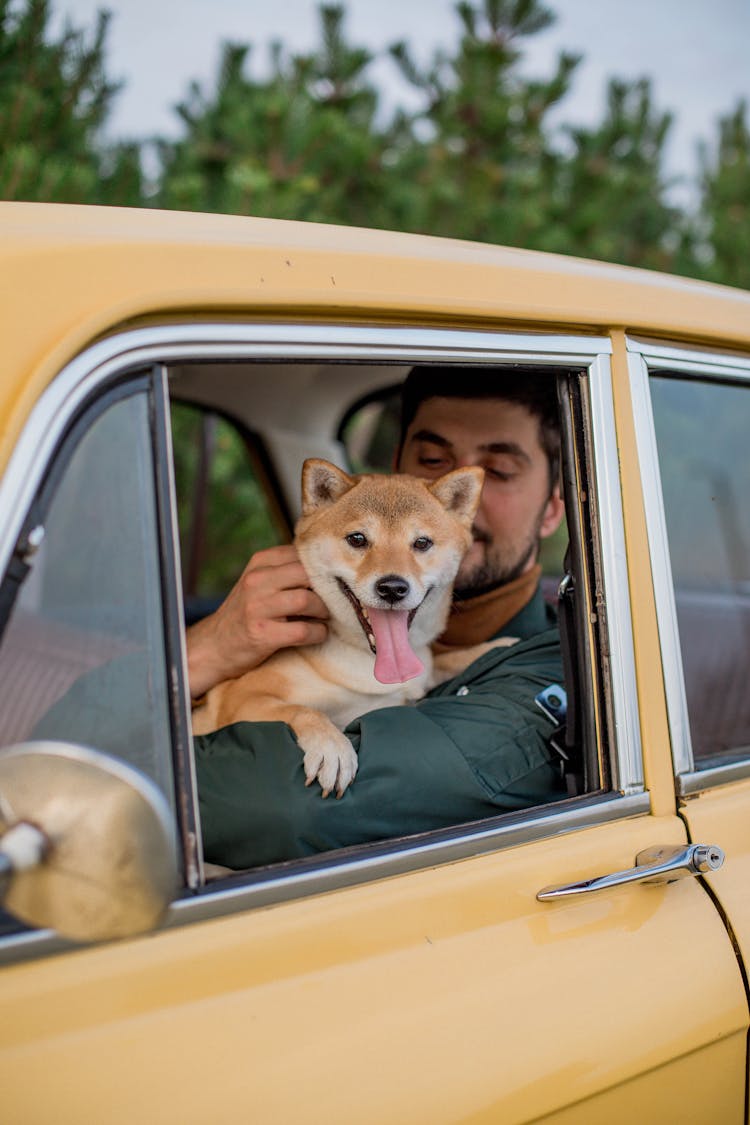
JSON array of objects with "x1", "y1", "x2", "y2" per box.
[{"x1": 1, "y1": 202, "x2": 749, "y2": 1124}]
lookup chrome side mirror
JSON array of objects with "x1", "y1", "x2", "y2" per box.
[{"x1": 0, "y1": 741, "x2": 178, "y2": 942}]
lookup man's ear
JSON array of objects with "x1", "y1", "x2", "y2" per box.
[
  {"x1": 301, "y1": 459, "x2": 356, "y2": 515},
  {"x1": 539, "y1": 485, "x2": 566, "y2": 540},
  {"x1": 427, "y1": 466, "x2": 484, "y2": 525}
]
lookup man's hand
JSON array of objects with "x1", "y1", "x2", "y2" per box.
[{"x1": 186, "y1": 544, "x2": 329, "y2": 699}]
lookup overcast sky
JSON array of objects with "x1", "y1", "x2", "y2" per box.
[{"x1": 55, "y1": 0, "x2": 750, "y2": 194}]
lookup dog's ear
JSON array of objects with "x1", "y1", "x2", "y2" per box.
[
  {"x1": 301, "y1": 459, "x2": 356, "y2": 514},
  {"x1": 428, "y1": 466, "x2": 484, "y2": 525}
]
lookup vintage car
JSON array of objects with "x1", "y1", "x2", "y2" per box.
[{"x1": 1, "y1": 202, "x2": 749, "y2": 1123}]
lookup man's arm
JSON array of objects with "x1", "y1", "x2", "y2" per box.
[
  {"x1": 195, "y1": 629, "x2": 566, "y2": 869},
  {"x1": 186, "y1": 544, "x2": 329, "y2": 698}
]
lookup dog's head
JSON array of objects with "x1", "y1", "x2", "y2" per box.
[{"x1": 295, "y1": 458, "x2": 483, "y2": 684}]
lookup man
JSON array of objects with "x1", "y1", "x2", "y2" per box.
[{"x1": 192, "y1": 368, "x2": 567, "y2": 869}]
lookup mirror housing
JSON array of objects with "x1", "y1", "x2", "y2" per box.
[{"x1": 0, "y1": 741, "x2": 178, "y2": 942}]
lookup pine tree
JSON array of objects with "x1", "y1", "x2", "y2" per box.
[
  {"x1": 157, "y1": 5, "x2": 389, "y2": 226},
  {"x1": 386, "y1": 0, "x2": 580, "y2": 247},
  {"x1": 692, "y1": 100, "x2": 750, "y2": 289},
  {"x1": 550, "y1": 77, "x2": 681, "y2": 269},
  {"x1": 0, "y1": 0, "x2": 141, "y2": 204}
]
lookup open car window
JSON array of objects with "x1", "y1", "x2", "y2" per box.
[
  {"x1": 168, "y1": 357, "x2": 619, "y2": 881},
  {"x1": 0, "y1": 331, "x2": 637, "y2": 925}
]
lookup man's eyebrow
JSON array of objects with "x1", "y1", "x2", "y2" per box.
[
  {"x1": 480, "y1": 441, "x2": 531, "y2": 463},
  {"x1": 409, "y1": 429, "x2": 451, "y2": 447},
  {"x1": 410, "y1": 429, "x2": 531, "y2": 463}
]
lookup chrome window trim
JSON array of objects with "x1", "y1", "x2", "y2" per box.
[
  {"x1": 0, "y1": 790, "x2": 650, "y2": 965},
  {"x1": 678, "y1": 758, "x2": 750, "y2": 797},
  {"x1": 154, "y1": 366, "x2": 204, "y2": 885},
  {"x1": 0, "y1": 320, "x2": 650, "y2": 946},
  {"x1": 627, "y1": 337, "x2": 750, "y2": 790},
  {"x1": 587, "y1": 355, "x2": 644, "y2": 793},
  {"x1": 627, "y1": 335, "x2": 750, "y2": 376},
  {"x1": 627, "y1": 349, "x2": 694, "y2": 776}
]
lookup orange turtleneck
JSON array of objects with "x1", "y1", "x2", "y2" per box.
[{"x1": 432, "y1": 564, "x2": 541, "y2": 651}]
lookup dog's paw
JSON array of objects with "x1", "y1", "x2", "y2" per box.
[{"x1": 301, "y1": 731, "x2": 358, "y2": 798}]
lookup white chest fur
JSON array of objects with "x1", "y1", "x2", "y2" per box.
[{"x1": 298, "y1": 637, "x2": 432, "y2": 728}]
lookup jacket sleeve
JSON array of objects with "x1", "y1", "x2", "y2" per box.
[{"x1": 195, "y1": 629, "x2": 567, "y2": 869}]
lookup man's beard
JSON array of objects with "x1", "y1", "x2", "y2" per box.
[{"x1": 453, "y1": 516, "x2": 545, "y2": 601}]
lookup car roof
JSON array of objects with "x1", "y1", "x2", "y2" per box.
[{"x1": 3, "y1": 201, "x2": 750, "y2": 448}]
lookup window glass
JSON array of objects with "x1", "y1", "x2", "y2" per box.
[
  {"x1": 651, "y1": 374, "x2": 750, "y2": 763},
  {"x1": 171, "y1": 403, "x2": 286, "y2": 615},
  {"x1": 0, "y1": 390, "x2": 175, "y2": 799}
]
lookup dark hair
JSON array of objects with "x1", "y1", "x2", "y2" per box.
[{"x1": 398, "y1": 366, "x2": 561, "y2": 492}]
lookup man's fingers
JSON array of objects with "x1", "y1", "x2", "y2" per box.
[
  {"x1": 265, "y1": 586, "x2": 329, "y2": 622},
  {"x1": 271, "y1": 619, "x2": 328, "y2": 649},
  {"x1": 243, "y1": 557, "x2": 316, "y2": 597},
  {"x1": 245, "y1": 543, "x2": 299, "y2": 571}
]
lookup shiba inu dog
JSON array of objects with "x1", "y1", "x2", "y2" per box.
[{"x1": 192, "y1": 458, "x2": 491, "y2": 797}]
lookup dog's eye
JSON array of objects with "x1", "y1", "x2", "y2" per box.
[
  {"x1": 413, "y1": 536, "x2": 433, "y2": 552},
  {"x1": 345, "y1": 532, "x2": 369, "y2": 549}
]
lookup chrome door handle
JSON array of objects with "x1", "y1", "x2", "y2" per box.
[{"x1": 537, "y1": 843, "x2": 725, "y2": 901}]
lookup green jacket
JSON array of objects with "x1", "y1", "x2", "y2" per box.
[{"x1": 195, "y1": 588, "x2": 566, "y2": 869}]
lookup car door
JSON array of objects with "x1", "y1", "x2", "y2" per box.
[
  {"x1": 0, "y1": 322, "x2": 747, "y2": 1125},
  {"x1": 630, "y1": 335, "x2": 750, "y2": 1083}
]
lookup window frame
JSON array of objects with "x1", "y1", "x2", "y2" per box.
[
  {"x1": 0, "y1": 322, "x2": 646, "y2": 952},
  {"x1": 627, "y1": 336, "x2": 750, "y2": 795}
]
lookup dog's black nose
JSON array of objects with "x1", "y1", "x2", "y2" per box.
[{"x1": 375, "y1": 574, "x2": 410, "y2": 603}]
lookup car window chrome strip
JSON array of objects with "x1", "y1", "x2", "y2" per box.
[
  {"x1": 627, "y1": 349, "x2": 694, "y2": 776},
  {"x1": 627, "y1": 335, "x2": 750, "y2": 380},
  {"x1": 0, "y1": 324, "x2": 611, "y2": 590},
  {"x1": 587, "y1": 354, "x2": 644, "y2": 793},
  {"x1": 0, "y1": 790, "x2": 650, "y2": 964},
  {"x1": 152, "y1": 365, "x2": 203, "y2": 888},
  {"x1": 678, "y1": 758, "x2": 750, "y2": 796}
]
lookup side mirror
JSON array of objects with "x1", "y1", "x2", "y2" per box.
[{"x1": 0, "y1": 741, "x2": 178, "y2": 942}]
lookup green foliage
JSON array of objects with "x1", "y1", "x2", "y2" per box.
[
  {"x1": 386, "y1": 0, "x2": 580, "y2": 247},
  {"x1": 549, "y1": 78, "x2": 680, "y2": 270},
  {"x1": 691, "y1": 100, "x2": 750, "y2": 289},
  {"x1": 4, "y1": 0, "x2": 750, "y2": 290},
  {"x1": 156, "y1": 6, "x2": 390, "y2": 225},
  {"x1": 0, "y1": 0, "x2": 142, "y2": 203},
  {"x1": 171, "y1": 403, "x2": 284, "y2": 597}
]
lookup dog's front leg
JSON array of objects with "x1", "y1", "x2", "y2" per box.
[
  {"x1": 293, "y1": 711, "x2": 359, "y2": 798},
  {"x1": 217, "y1": 693, "x2": 358, "y2": 798}
]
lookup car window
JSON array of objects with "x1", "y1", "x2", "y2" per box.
[
  {"x1": 171, "y1": 402, "x2": 287, "y2": 619},
  {"x1": 650, "y1": 374, "x2": 750, "y2": 764},
  {"x1": 0, "y1": 386, "x2": 175, "y2": 801},
  {"x1": 180, "y1": 360, "x2": 612, "y2": 861}
]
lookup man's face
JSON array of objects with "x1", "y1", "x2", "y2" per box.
[{"x1": 398, "y1": 396, "x2": 565, "y2": 597}]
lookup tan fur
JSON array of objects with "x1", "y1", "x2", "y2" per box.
[{"x1": 192, "y1": 459, "x2": 492, "y2": 797}]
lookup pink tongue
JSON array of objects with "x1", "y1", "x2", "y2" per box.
[{"x1": 368, "y1": 608, "x2": 424, "y2": 684}]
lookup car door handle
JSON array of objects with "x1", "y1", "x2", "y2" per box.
[{"x1": 537, "y1": 843, "x2": 725, "y2": 901}]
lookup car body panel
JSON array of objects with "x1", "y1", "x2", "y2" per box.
[
  {"x1": 0, "y1": 204, "x2": 749, "y2": 1122},
  {"x1": 1, "y1": 815, "x2": 746, "y2": 1125},
  {"x1": 678, "y1": 780, "x2": 750, "y2": 1009}
]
